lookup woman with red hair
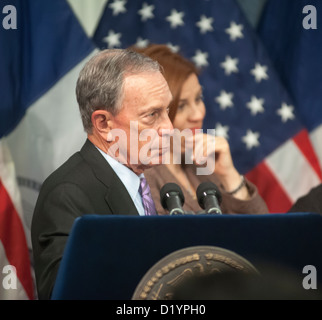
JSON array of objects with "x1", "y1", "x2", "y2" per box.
[{"x1": 133, "y1": 44, "x2": 268, "y2": 215}]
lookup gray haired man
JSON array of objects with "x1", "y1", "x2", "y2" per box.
[{"x1": 31, "y1": 49, "x2": 173, "y2": 299}]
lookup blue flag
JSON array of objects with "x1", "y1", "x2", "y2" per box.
[
  {"x1": 0, "y1": 0, "x2": 94, "y2": 138},
  {"x1": 258, "y1": 0, "x2": 322, "y2": 132}
]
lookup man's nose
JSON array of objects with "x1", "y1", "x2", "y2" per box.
[{"x1": 158, "y1": 114, "x2": 174, "y2": 136}]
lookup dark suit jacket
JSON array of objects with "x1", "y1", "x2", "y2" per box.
[
  {"x1": 289, "y1": 183, "x2": 322, "y2": 214},
  {"x1": 31, "y1": 139, "x2": 139, "y2": 300}
]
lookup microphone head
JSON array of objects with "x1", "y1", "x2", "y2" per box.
[
  {"x1": 196, "y1": 182, "x2": 222, "y2": 209},
  {"x1": 160, "y1": 183, "x2": 185, "y2": 210}
]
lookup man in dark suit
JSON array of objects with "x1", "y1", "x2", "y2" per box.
[{"x1": 31, "y1": 49, "x2": 173, "y2": 299}]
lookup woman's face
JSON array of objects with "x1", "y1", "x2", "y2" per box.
[{"x1": 172, "y1": 73, "x2": 206, "y2": 132}]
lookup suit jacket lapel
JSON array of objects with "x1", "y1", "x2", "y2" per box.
[{"x1": 80, "y1": 139, "x2": 139, "y2": 216}]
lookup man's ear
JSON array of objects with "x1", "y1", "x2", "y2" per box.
[{"x1": 91, "y1": 110, "x2": 113, "y2": 139}]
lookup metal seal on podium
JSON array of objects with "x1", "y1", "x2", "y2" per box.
[{"x1": 132, "y1": 245, "x2": 259, "y2": 300}]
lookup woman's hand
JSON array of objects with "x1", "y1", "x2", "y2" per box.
[{"x1": 191, "y1": 133, "x2": 250, "y2": 200}]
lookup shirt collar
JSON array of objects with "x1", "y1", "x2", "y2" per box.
[{"x1": 96, "y1": 147, "x2": 142, "y2": 200}]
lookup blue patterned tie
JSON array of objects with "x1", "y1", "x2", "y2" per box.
[{"x1": 139, "y1": 177, "x2": 157, "y2": 216}]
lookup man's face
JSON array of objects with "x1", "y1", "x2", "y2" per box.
[{"x1": 109, "y1": 71, "x2": 173, "y2": 174}]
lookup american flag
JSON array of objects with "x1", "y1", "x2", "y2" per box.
[
  {"x1": 93, "y1": 0, "x2": 322, "y2": 212},
  {"x1": 0, "y1": 140, "x2": 34, "y2": 299},
  {"x1": 258, "y1": 0, "x2": 322, "y2": 208}
]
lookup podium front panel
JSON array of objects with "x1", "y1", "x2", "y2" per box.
[{"x1": 51, "y1": 213, "x2": 322, "y2": 299}]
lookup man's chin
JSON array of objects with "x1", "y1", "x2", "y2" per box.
[
  {"x1": 132, "y1": 162, "x2": 160, "y2": 175},
  {"x1": 128, "y1": 148, "x2": 170, "y2": 173}
]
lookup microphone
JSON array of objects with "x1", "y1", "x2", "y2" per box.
[
  {"x1": 160, "y1": 183, "x2": 185, "y2": 215},
  {"x1": 196, "y1": 182, "x2": 222, "y2": 215}
]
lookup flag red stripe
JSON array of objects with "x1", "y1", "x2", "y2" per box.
[
  {"x1": 246, "y1": 162, "x2": 293, "y2": 213},
  {"x1": 293, "y1": 130, "x2": 322, "y2": 180},
  {"x1": 0, "y1": 180, "x2": 34, "y2": 299}
]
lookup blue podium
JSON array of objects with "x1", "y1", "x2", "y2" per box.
[{"x1": 51, "y1": 212, "x2": 322, "y2": 300}]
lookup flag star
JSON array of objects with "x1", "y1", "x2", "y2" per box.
[
  {"x1": 196, "y1": 15, "x2": 214, "y2": 34},
  {"x1": 167, "y1": 43, "x2": 180, "y2": 53},
  {"x1": 250, "y1": 63, "x2": 269, "y2": 82},
  {"x1": 108, "y1": 0, "x2": 127, "y2": 16},
  {"x1": 215, "y1": 90, "x2": 234, "y2": 110},
  {"x1": 242, "y1": 130, "x2": 260, "y2": 150},
  {"x1": 220, "y1": 56, "x2": 239, "y2": 75},
  {"x1": 138, "y1": 2, "x2": 154, "y2": 21},
  {"x1": 103, "y1": 30, "x2": 122, "y2": 48},
  {"x1": 247, "y1": 96, "x2": 265, "y2": 116},
  {"x1": 215, "y1": 123, "x2": 229, "y2": 139},
  {"x1": 166, "y1": 9, "x2": 185, "y2": 28},
  {"x1": 192, "y1": 49, "x2": 209, "y2": 68},
  {"x1": 135, "y1": 37, "x2": 149, "y2": 48},
  {"x1": 225, "y1": 21, "x2": 244, "y2": 41},
  {"x1": 277, "y1": 103, "x2": 295, "y2": 122}
]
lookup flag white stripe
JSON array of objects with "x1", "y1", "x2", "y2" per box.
[
  {"x1": 310, "y1": 124, "x2": 322, "y2": 170},
  {"x1": 265, "y1": 139, "x2": 321, "y2": 202},
  {"x1": 0, "y1": 140, "x2": 24, "y2": 222},
  {"x1": 68, "y1": 0, "x2": 108, "y2": 37}
]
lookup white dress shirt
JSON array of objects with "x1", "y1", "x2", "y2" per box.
[{"x1": 96, "y1": 147, "x2": 145, "y2": 216}]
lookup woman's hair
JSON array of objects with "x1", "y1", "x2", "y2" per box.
[{"x1": 131, "y1": 44, "x2": 199, "y2": 122}]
